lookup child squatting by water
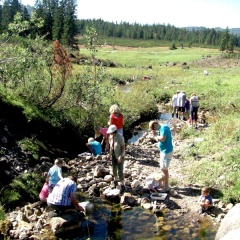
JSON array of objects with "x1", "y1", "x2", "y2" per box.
[{"x1": 198, "y1": 186, "x2": 213, "y2": 214}]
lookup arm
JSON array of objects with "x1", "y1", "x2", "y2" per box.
[
  {"x1": 101, "y1": 136, "x2": 105, "y2": 145},
  {"x1": 58, "y1": 167, "x2": 63, "y2": 180},
  {"x1": 117, "y1": 136, "x2": 125, "y2": 163},
  {"x1": 46, "y1": 175, "x2": 49, "y2": 183},
  {"x1": 150, "y1": 187, "x2": 159, "y2": 196},
  {"x1": 154, "y1": 135, "x2": 166, "y2": 142},
  {"x1": 70, "y1": 193, "x2": 84, "y2": 212}
]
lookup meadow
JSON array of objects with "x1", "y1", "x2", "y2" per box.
[{"x1": 76, "y1": 43, "x2": 240, "y2": 203}]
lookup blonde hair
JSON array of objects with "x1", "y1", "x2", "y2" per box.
[
  {"x1": 109, "y1": 104, "x2": 121, "y2": 114},
  {"x1": 202, "y1": 186, "x2": 210, "y2": 194},
  {"x1": 152, "y1": 173, "x2": 164, "y2": 181},
  {"x1": 55, "y1": 158, "x2": 63, "y2": 165}
]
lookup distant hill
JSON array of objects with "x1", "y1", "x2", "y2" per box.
[{"x1": 184, "y1": 26, "x2": 240, "y2": 36}]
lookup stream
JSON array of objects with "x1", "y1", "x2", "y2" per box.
[
  {"x1": 58, "y1": 197, "x2": 218, "y2": 240},
  {"x1": 57, "y1": 113, "x2": 218, "y2": 240}
]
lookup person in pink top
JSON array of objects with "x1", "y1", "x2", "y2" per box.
[{"x1": 94, "y1": 126, "x2": 109, "y2": 153}]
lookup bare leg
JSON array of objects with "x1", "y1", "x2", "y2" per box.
[{"x1": 162, "y1": 169, "x2": 169, "y2": 189}]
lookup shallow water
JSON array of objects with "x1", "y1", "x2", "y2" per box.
[
  {"x1": 58, "y1": 198, "x2": 218, "y2": 240},
  {"x1": 128, "y1": 113, "x2": 173, "y2": 144},
  {"x1": 58, "y1": 113, "x2": 218, "y2": 239}
]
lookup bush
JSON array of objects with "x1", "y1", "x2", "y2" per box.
[{"x1": 0, "y1": 173, "x2": 43, "y2": 208}]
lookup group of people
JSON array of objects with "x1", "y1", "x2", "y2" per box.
[
  {"x1": 146, "y1": 115, "x2": 212, "y2": 214},
  {"x1": 39, "y1": 159, "x2": 84, "y2": 214},
  {"x1": 172, "y1": 90, "x2": 200, "y2": 127},
  {"x1": 86, "y1": 104, "x2": 124, "y2": 156},
  {"x1": 39, "y1": 100, "x2": 211, "y2": 215}
]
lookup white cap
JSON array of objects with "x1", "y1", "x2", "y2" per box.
[
  {"x1": 88, "y1": 137, "x2": 95, "y2": 143},
  {"x1": 106, "y1": 125, "x2": 117, "y2": 134}
]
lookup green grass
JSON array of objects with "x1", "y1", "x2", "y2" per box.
[
  {"x1": 79, "y1": 46, "x2": 220, "y2": 67},
  {"x1": 73, "y1": 43, "x2": 240, "y2": 203}
]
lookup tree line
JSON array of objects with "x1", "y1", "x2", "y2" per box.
[
  {"x1": 76, "y1": 19, "x2": 240, "y2": 52},
  {"x1": 0, "y1": 0, "x2": 77, "y2": 46},
  {"x1": 0, "y1": 0, "x2": 239, "y2": 52}
]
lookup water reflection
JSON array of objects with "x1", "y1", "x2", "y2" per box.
[
  {"x1": 59, "y1": 199, "x2": 218, "y2": 240},
  {"x1": 107, "y1": 204, "x2": 123, "y2": 240}
]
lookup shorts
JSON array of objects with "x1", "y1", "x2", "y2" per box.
[
  {"x1": 160, "y1": 151, "x2": 173, "y2": 170},
  {"x1": 178, "y1": 107, "x2": 185, "y2": 112}
]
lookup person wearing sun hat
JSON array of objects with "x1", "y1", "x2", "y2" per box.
[{"x1": 107, "y1": 124, "x2": 126, "y2": 194}]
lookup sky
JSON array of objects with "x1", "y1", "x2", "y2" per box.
[{"x1": 21, "y1": 0, "x2": 240, "y2": 29}]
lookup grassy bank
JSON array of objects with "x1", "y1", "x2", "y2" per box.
[
  {"x1": 1, "y1": 34, "x2": 240, "y2": 205},
  {"x1": 76, "y1": 43, "x2": 240, "y2": 203}
]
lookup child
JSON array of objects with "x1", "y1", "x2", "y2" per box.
[
  {"x1": 198, "y1": 186, "x2": 213, "y2": 213},
  {"x1": 86, "y1": 137, "x2": 102, "y2": 156},
  {"x1": 145, "y1": 173, "x2": 165, "y2": 195},
  {"x1": 199, "y1": 111, "x2": 206, "y2": 124},
  {"x1": 94, "y1": 126, "x2": 109, "y2": 153},
  {"x1": 46, "y1": 159, "x2": 63, "y2": 193}
]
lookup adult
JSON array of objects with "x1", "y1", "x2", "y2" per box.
[
  {"x1": 172, "y1": 90, "x2": 180, "y2": 118},
  {"x1": 86, "y1": 137, "x2": 102, "y2": 156},
  {"x1": 107, "y1": 124, "x2": 126, "y2": 194},
  {"x1": 149, "y1": 121, "x2": 173, "y2": 192},
  {"x1": 47, "y1": 176, "x2": 84, "y2": 213},
  {"x1": 177, "y1": 90, "x2": 186, "y2": 120},
  {"x1": 185, "y1": 97, "x2": 190, "y2": 121},
  {"x1": 109, "y1": 104, "x2": 124, "y2": 135},
  {"x1": 190, "y1": 93, "x2": 199, "y2": 128},
  {"x1": 94, "y1": 127, "x2": 109, "y2": 153},
  {"x1": 46, "y1": 159, "x2": 64, "y2": 193}
]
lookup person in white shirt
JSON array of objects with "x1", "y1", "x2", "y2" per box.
[
  {"x1": 177, "y1": 91, "x2": 187, "y2": 120},
  {"x1": 172, "y1": 90, "x2": 180, "y2": 118}
]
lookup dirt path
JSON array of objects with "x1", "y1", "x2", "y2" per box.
[{"x1": 126, "y1": 119, "x2": 220, "y2": 221}]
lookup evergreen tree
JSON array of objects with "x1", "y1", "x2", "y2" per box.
[
  {"x1": 62, "y1": 0, "x2": 77, "y2": 46},
  {"x1": 1, "y1": 0, "x2": 13, "y2": 32},
  {"x1": 22, "y1": 6, "x2": 29, "y2": 21},
  {"x1": 219, "y1": 28, "x2": 230, "y2": 53},
  {"x1": 52, "y1": 0, "x2": 63, "y2": 41}
]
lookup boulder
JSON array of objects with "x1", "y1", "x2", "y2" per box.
[
  {"x1": 215, "y1": 203, "x2": 240, "y2": 240},
  {"x1": 79, "y1": 201, "x2": 94, "y2": 214},
  {"x1": 49, "y1": 213, "x2": 83, "y2": 234},
  {"x1": 120, "y1": 193, "x2": 136, "y2": 206}
]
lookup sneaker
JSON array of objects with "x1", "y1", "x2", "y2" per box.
[{"x1": 120, "y1": 184, "x2": 125, "y2": 194}]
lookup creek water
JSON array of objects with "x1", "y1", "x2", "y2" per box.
[
  {"x1": 58, "y1": 197, "x2": 218, "y2": 240},
  {"x1": 57, "y1": 113, "x2": 218, "y2": 240}
]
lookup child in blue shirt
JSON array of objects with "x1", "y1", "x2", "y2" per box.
[
  {"x1": 198, "y1": 186, "x2": 213, "y2": 214},
  {"x1": 86, "y1": 137, "x2": 102, "y2": 156},
  {"x1": 46, "y1": 159, "x2": 63, "y2": 193}
]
